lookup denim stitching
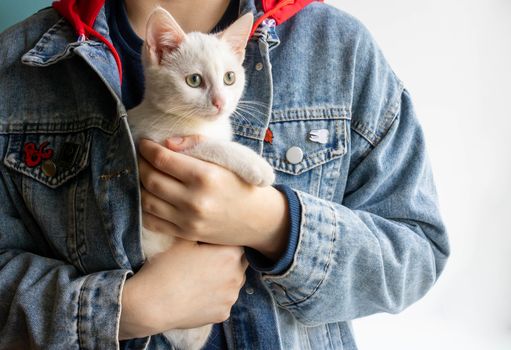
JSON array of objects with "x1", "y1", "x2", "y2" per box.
[
  {"x1": 304, "y1": 327, "x2": 313, "y2": 350},
  {"x1": 77, "y1": 276, "x2": 89, "y2": 350},
  {"x1": 351, "y1": 86, "x2": 404, "y2": 148},
  {"x1": 271, "y1": 106, "x2": 351, "y2": 123},
  {"x1": 337, "y1": 323, "x2": 346, "y2": 349},
  {"x1": 30, "y1": 18, "x2": 66, "y2": 53},
  {"x1": 311, "y1": 160, "x2": 322, "y2": 197},
  {"x1": 265, "y1": 194, "x2": 337, "y2": 308},
  {"x1": 232, "y1": 107, "x2": 352, "y2": 140},
  {"x1": 282, "y1": 200, "x2": 337, "y2": 307},
  {"x1": 262, "y1": 117, "x2": 347, "y2": 175},
  {"x1": 264, "y1": 144, "x2": 346, "y2": 176},
  {"x1": 351, "y1": 120, "x2": 380, "y2": 147},
  {"x1": 115, "y1": 271, "x2": 132, "y2": 350},
  {"x1": 69, "y1": 179, "x2": 88, "y2": 274},
  {"x1": 0, "y1": 118, "x2": 120, "y2": 135},
  {"x1": 325, "y1": 323, "x2": 335, "y2": 350}
]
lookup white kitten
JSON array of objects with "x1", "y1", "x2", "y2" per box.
[{"x1": 128, "y1": 8, "x2": 274, "y2": 350}]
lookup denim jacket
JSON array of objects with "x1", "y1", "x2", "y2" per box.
[{"x1": 0, "y1": 0, "x2": 449, "y2": 349}]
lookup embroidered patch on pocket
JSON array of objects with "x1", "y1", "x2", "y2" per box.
[{"x1": 23, "y1": 141, "x2": 54, "y2": 168}]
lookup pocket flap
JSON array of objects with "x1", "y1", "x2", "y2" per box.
[
  {"x1": 3, "y1": 132, "x2": 91, "y2": 188},
  {"x1": 263, "y1": 107, "x2": 349, "y2": 175}
]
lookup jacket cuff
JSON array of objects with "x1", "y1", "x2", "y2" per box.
[
  {"x1": 77, "y1": 269, "x2": 150, "y2": 349},
  {"x1": 245, "y1": 184, "x2": 301, "y2": 275},
  {"x1": 260, "y1": 190, "x2": 336, "y2": 307}
]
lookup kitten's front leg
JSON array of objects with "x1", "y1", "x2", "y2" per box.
[{"x1": 184, "y1": 140, "x2": 275, "y2": 186}]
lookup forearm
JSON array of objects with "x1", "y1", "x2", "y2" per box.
[
  {"x1": 258, "y1": 189, "x2": 448, "y2": 325},
  {"x1": 250, "y1": 90, "x2": 450, "y2": 325}
]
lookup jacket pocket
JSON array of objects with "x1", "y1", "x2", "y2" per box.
[
  {"x1": 2, "y1": 130, "x2": 95, "y2": 272},
  {"x1": 3, "y1": 131, "x2": 91, "y2": 188},
  {"x1": 263, "y1": 106, "x2": 350, "y2": 199}
]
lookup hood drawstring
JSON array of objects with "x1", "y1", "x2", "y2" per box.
[
  {"x1": 251, "y1": 0, "x2": 323, "y2": 37},
  {"x1": 52, "y1": 0, "x2": 123, "y2": 83}
]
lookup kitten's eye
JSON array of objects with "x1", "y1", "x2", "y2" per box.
[
  {"x1": 185, "y1": 74, "x2": 203, "y2": 88},
  {"x1": 223, "y1": 71, "x2": 236, "y2": 86}
]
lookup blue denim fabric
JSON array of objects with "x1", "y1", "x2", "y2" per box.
[{"x1": 0, "y1": 0, "x2": 450, "y2": 349}]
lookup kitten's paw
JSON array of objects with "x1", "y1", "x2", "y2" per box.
[
  {"x1": 240, "y1": 159, "x2": 275, "y2": 187},
  {"x1": 257, "y1": 160, "x2": 275, "y2": 187}
]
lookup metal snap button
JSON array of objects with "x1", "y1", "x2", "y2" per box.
[
  {"x1": 255, "y1": 62, "x2": 264, "y2": 71},
  {"x1": 245, "y1": 287, "x2": 255, "y2": 295},
  {"x1": 286, "y1": 146, "x2": 303, "y2": 164},
  {"x1": 41, "y1": 160, "x2": 57, "y2": 177}
]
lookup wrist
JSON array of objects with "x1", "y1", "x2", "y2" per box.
[
  {"x1": 247, "y1": 186, "x2": 290, "y2": 261},
  {"x1": 119, "y1": 277, "x2": 145, "y2": 340},
  {"x1": 119, "y1": 275, "x2": 165, "y2": 340}
]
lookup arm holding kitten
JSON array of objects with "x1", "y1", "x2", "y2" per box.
[{"x1": 138, "y1": 137, "x2": 290, "y2": 261}]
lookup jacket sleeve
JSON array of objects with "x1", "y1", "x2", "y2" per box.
[
  {"x1": 0, "y1": 172, "x2": 134, "y2": 349},
  {"x1": 257, "y1": 88, "x2": 450, "y2": 326}
]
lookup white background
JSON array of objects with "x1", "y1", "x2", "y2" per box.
[
  {"x1": 2, "y1": 1, "x2": 511, "y2": 349},
  {"x1": 330, "y1": 0, "x2": 511, "y2": 349}
]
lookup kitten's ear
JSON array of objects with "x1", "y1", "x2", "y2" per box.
[
  {"x1": 218, "y1": 13, "x2": 254, "y2": 61},
  {"x1": 145, "y1": 7, "x2": 186, "y2": 65}
]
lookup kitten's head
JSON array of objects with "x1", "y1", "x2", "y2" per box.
[{"x1": 142, "y1": 7, "x2": 253, "y2": 123}]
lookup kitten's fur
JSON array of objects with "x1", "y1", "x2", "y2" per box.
[{"x1": 128, "y1": 8, "x2": 274, "y2": 350}]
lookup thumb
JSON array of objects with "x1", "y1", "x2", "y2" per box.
[{"x1": 165, "y1": 135, "x2": 205, "y2": 152}]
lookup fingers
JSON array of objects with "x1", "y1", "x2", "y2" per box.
[
  {"x1": 138, "y1": 139, "x2": 205, "y2": 183},
  {"x1": 241, "y1": 253, "x2": 249, "y2": 270},
  {"x1": 165, "y1": 135, "x2": 206, "y2": 152},
  {"x1": 138, "y1": 156, "x2": 187, "y2": 205},
  {"x1": 143, "y1": 212, "x2": 185, "y2": 240},
  {"x1": 141, "y1": 188, "x2": 182, "y2": 226}
]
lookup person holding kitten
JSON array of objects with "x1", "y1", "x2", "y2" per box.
[{"x1": 0, "y1": 0, "x2": 450, "y2": 349}]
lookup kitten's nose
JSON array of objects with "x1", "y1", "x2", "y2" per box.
[{"x1": 212, "y1": 96, "x2": 224, "y2": 111}]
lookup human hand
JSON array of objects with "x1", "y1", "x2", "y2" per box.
[
  {"x1": 119, "y1": 239, "x2": 248, "y2": 339},
  {"x1": 137, "y1": 137, "x2": 289, "y2": 260}
]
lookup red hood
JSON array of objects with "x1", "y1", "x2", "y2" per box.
[
  {"x1": 263, "y1": 0, "x2": 322, "y2": 22},
  {"x1": 255, "y1": 0, "x2": 323, "y2": 36},
  {"x1": 52, "y1": 0, "x2": 323, "y2": 84},
  {"x1": 262, "y1": 0, "x2": 323, "y2": 25},
  {"x1": 52, "y1": 0, "x2": 122, "y2": 82},
  {"x1": 53, "y1": 0, "x2": 104, "y2": 37}
]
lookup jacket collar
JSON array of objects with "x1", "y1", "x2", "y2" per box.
[
  {"x1": 21, "y1": 0, "x2": 261, "y2": 68},
  {"x1": 21, "y1": 5, "x2": 111, "y2": 68},
  {"x1": 22, "y1": 5, "x2": 123, "y2": 106},
  {"x1": 19, "y1": 0, "x2": 303, "y2": 124},
  {"x1": 19, "y1": 1, "x2": 265, "y2": 108},
  {"x1": 20, "y1": 0, "x2": 319, "y2": 69}
]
